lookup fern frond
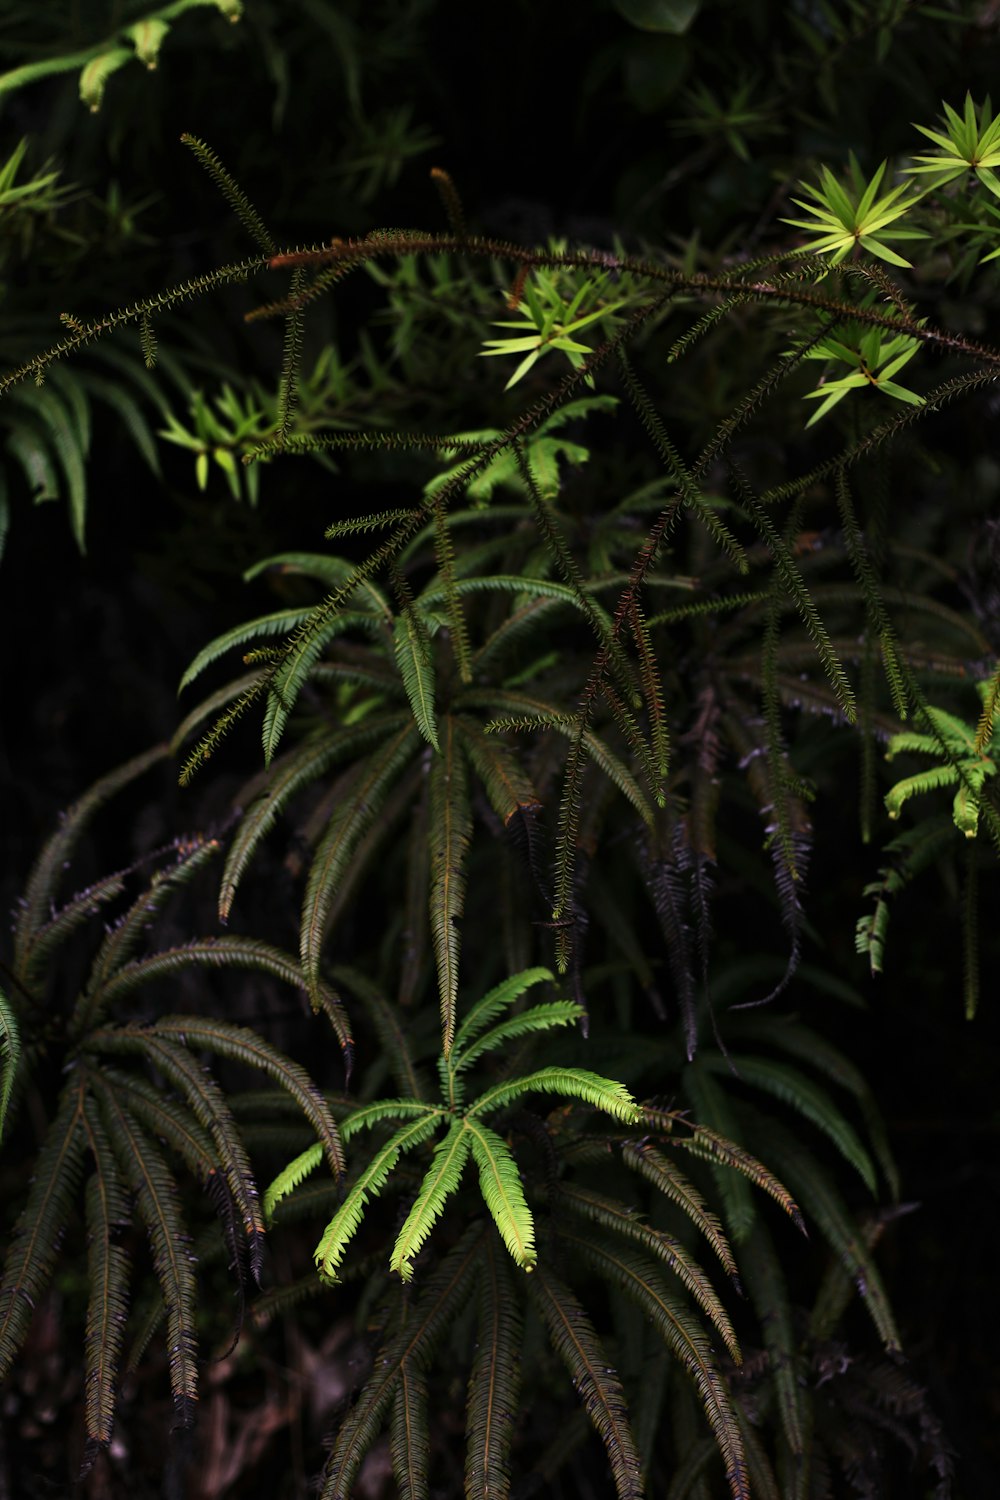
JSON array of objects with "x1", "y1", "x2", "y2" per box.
[
  {"x1": 13, "y1": 745, "x2": 167, "y2": 970},
  {"x1": 180, "y1": 134, "x2": 275, "y2": 255},
  {"x1": 18, "y1": 869, "x2": 130, "y2": 990},
  {"x1": 760, "y1": 1126, "x2": 901, "y2": 1353},
  {"x1": 455, "y1": 1000, "x2": 584, "y2": 1072},
  {"x1": 429, "y1": 717, "x2": 473, "y2": 1055},
  {"x1": 0, "y1": 1083, "x2": 87, "y2": 1379},
  {"x1": 0, "y1": 987, "x2": 20, "y2": 1141},
  {"x1": 120, "y1": 1013, "x2": 342, "y2": 1181},
  {"x1": 738, "y1": 1221, "x2": 807, "y2": 1462},
  {"x1": 391, "y1": 1119, "x2": 472, "y2": 1281},
  {"x1": 974, "y1": 661, "x2": 1000, "y2": 755},
  {"x1": 629, "y1": 598, "x2": 670, "y2": 782},
  {"x1": 177, "y1": 607, "x2": 314, "y2": 693},
  {"x1": 469, "y1": 1067, "x2": 642, "y2": 1124},
  {"x1": 91, "y1": 1030, "x2": 265, "y2": 1282},
  {"x1": 530, "y1": 1267, "x2": 644, "y2": 1500},
  {"x1": 455, "y1": 715, "x2": 542, "y2": 824},
  {"x1": 319, "y1": 1227, "x2": 483, "y2": 1499},
  {"x1": 331, "y1": 965, "x2": 430, "y2": 1100},
  {"x1": 80, "y1": 1102, "x2": 132, "y2": 1459},
  {"x1": 95, "y1": 1087, "x2": 198, "y2": 1426},
  {"x1": 465, "y1": 1231, "x2": 522, "y2": 1499},
  {"x1": 314, "y1": 1113, "x2": 439, "y2": 1283},
  {"x1": 263, "y1": 1142, "x2": 324, "y2": 1223},
  {"x1": 453, "y1": 968, "x2": 554, "y2": 1052},
  {"x1": 106, "y1": 1072, "x2": 217, "y2": 1179},
  {"x1": 393, "y1": 589, "x2": 440, "y2": 751},
  {"x1": 701, "y1": 1054, "x2": 877, "y2": 1195},
  {"x1": 390, "y1": 1351, "x2": 430, "y2": 1499},
  {"x1": 465, "y1": 1119, "x2": 536, "y2": 1271},
  {"x1": 300, "y1": 724, "x2": 419, "y2": 1002},
  {"x1": 326, "y1": 506, "x2": 424, "y2": 539},
  {"x1": 655, "y1": 1117, "x2": 806, "y2": 1233},
  {"x1": 569, "y1": 1234, "x2": 749, "y2": 1500},
  {"x1": 558, "y1": 1185, "x2": 741, "y2": 1363},
  {"x1": 220, "y1": 713, "x2": 409, "y2": 921},
  {"x1": 621, "y1": 1142, "x2": 740, "y2": 1285}
]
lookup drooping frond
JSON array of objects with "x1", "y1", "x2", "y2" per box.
[
  {"x1": 0, "y1": 1083, "x2": 87, "y2": 1379},
  {"x1": 738, "y1": 1221, "x2": 807, "y2": 1464},
  {"x1": 643, "y1": 1112, "x2": 805, "y2": 1233},
  {"x1": 177, "y1": 607, "x2": 314, "y2": 693},
  {"x1": 300, "y1": 724, "x2": 420, "y2": 1005},
  {"x1": 263, "y1": 1142, "x2": 324, "y2": 1224},
  {"x1": 469, "y1": 1067, "x2": 642, "y2": 1125},
  {"x1": 92, "y1": 1031, "x2": 264, "y2": 1283},
  {"x1": 465, "y1": 1119, "x2": 536, "y2": 1271},
  {"x1": 757, "y1": 1125, "x2": 902, "y2": 1354},
  {"x1": 220, "y1": 713, "x2": 409, "y2": 921},
  {"x1": 391, "y1": 567, "x2": 440, "y2": 751},
  {"x1": 465, "y1": 1232, "x2": 522, "y2": 1500},
  {"x1": 566, "y1": 1234, "x2": 749, "y2": 1500},
  {"x1": 80, "y1": 1102, "x2": 132, "y2": 1462},
  {"x1": 558, "y1": 1184, "x2": 741, "y2": 1364},
  {"x1": 17, "y1": 869, "x2": 130, "y2": 992},
  {"x1": 82, "y1": 837, "x2": 221, "y2": 1005},
  {"x1": 94, "y1": 1086, "x2": 198, "y2": 1427},
  {"x1": 150, "y1": 1015, "x2": 345, "y2": 1179},
  {"x1": 455, "y1": 715, "x2": 542, "y2": 825},
  {"x1": 700, "y1": 1053, "x2": 877, "y2": 1196},
  {"x1": 429, "y1": 717, "x2": 473, "y2": 1055},
  {"x1": 314, "y1": 1112, "x2": 439, "y2": 1283},
  {"x1": 319, "y1": 1227, "x2": 483, "y2": 1499},
  {"x1": 390, "y1": 1350, "x2": 430, "y2": 1499},
  {"x1": 13, "y1": 744, "x2": 168, "y2": 971},
  {"x1": 530, "y1": 1267, "x2": 644, "y2": 1500},
  {"x1": 331, "y1": 965, "x2": 430, "y2": 1100},
  {"x1": 0, "y1": 987, "x2": 21, "y2": 1141},
  {"x1": 621, "y1": 1142, "x2": 740, "y2": 1286},
  {"x1": 390, "y1": 1119, "x2": 472, "y2": 1281}
]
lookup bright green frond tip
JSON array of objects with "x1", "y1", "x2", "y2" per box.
[
  {"x1": 264, "y1": 970, "x2": 636, "y2": 1284},
  {"x1": 883, "y1": 681, "x2": 999, "y2": 838}
]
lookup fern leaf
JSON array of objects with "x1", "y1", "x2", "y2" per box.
[
  {"x1": 530, "y1": 1267, "x2": 644, "y2": 1500},
  {"x1": 92, "y1": 1030, "x2": 265, "y2": 1283},
  {"x1": 738, "y1": 1221, "x2": 807, "y2": 1462},
  {"x1": 390, "y1": 1351, "x2": 430, "y2": 1499},
  {"x1": 332, "y1": 965, "x2": 430, "y2": 1100},
  {"x1": 655, "y1": 1117, "x2": 806, "y2": 1233},
  {"x1": 391, "y1": 1120, "x2": 472, "y2": 1281},
  {"x1": 220, "y1": 713, "x2": 409, "y2": 920},
  {"x1": 455, "y1": 1000, "x2": 585, "y2": 1072},
  {"x1": 13, "y1": 745, "x2": 167, "y2": 971},
  {"x1": 465, "y1": 1232, "x2": 522, "y2": 1500},
  {"x1": 0, "y1": 1083, "x2": 87, "y2": 1379},
  {"x1": 558, "y1": 1185, "x2": 741, "y2": 1364},
  {"x1": 429, "y1": 717, "x2": 473, "y2": 1054},
  {"x1": 394, "y1": 597, "x2": 440, "y2": 750},
  {"x1": 95, "y1": 1086, "x2": 198, "y2": 1426},
  {"x1": 80, "y1": 1102, "x2": 132, "y2": 1459},
  {"x1": 315, "y1": 1113, "x2": 439, "y2": 1283},
  {"x1": 320, "y1": 1227, "x2": 483, "y2": 1499},
  {"x1": 465, "y1": 1119, "x2": 536, "y2": 1271},
  {"x1": 621, "y1": 1142, "x2": 740, "y2": 1286},
  {"x1": 454, "y1": 715, "x2": 542, "y2": 824},
  {"x1": 177, "y1": 607, "x2": 314, "y2": 692},
  {"x1": 683, "y1": 1064, "x2": 757, "y2": 1244},
  {"x1": 705, "y1": 1054, "x2": 877, "y2": 1195},
  {"x1": 107, "y1": 1072, "x2": 217, "y2": 1179},
  {"x1": 150, "y1": 1015, "x2": 345, "y2": 1178},
  {"x1": 568, "y1": 1235, "x2": 749, "y2": 1500},
  {"x1": 0, "y1": 987, "x2": 22, "y2": 1141},
  {"x1": 340, "y1": 1099, "x2": 445, "y2": 1141},
  {"x1": 975, "y1": 662, "x2": 1000, "y2": 755},
  {"x1": 469, "y1": 1067, "x2": 642, "y2": 1124},
  {"x1": 453, "y1": 968, "x2": 554, "y2": 1053},
  {"x1": 760, "y1": 1125, "x2": 902, "y2": 1353},
  {"x1": 263, "y1": 1142, "x2": 324, "y2": 1223},
  {"x1": 301, "y1": 724, "x2": 419, "y2": 1006}
]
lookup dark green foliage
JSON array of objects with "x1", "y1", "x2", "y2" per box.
[{"x1": 3, "y1": 10, "x2": 996, "y2": 1492}]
